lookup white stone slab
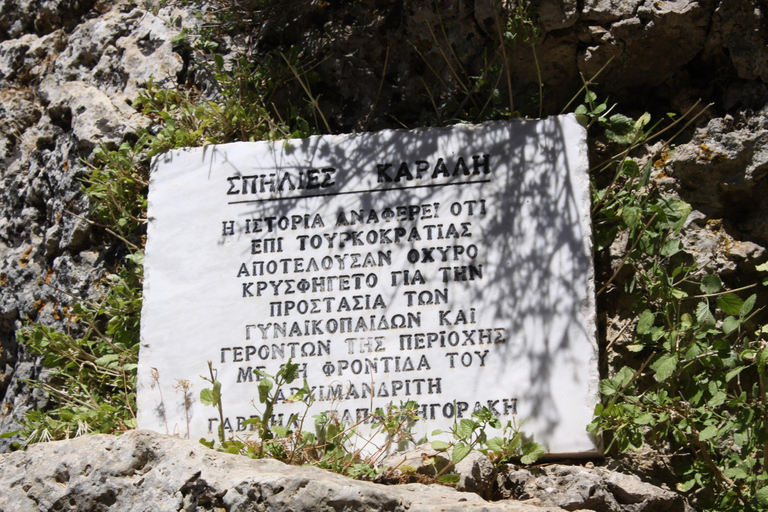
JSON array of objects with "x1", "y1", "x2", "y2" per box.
[{"x1": 137, "y1": 116, "x2": 599, "y2": 456}]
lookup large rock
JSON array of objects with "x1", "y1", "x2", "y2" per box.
[
  {"x1": 0, "y1": 430, "x2": 565, "y2": 512},
  {"x1": 496, "y1": 463, "x2": 692, "y2": 512},
  {"x1": 0, "y1": 1, "x2": 186, "y2": 449},
  {"x1": 0, "y1": 0, "x2": 96, "y2": 41},
  {"x1": 665, "y1": 107, "x2": 768, "y2": 247}
]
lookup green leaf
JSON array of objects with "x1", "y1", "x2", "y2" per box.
[
  {"x1": 722, "y1": 316, "x2": 741, "y2": 335},
  {"x1": 170, "y1": 33, "x2": 187, "y2": 46},
  {"x1": 695, "y1": 302, "x2": 715, "y2": 328},
  {"x1": 637, "y1": 310, "x2": 655, "y2": 335},
  {"x1": 677, "y1": 479, "x2": 696, "y2": 492},
  {"x1": 599, "y1": 379, "x2": 620, "y2": 396},
  {"x1": 437, "y1": 474, "x2": 461, "y2": 484},
  {"x1": 431, "y1": 440, "x2": 450, "y2": 450},
  {"x1": 593, "y1": 102, "x2": 607, "y2": 116},
  {"x1": 622, "y1": 206, "x2": 643, "y2": 230},
  {"x1": 717, "y1": 293, "x2": 743, "y2": 316},
  {"x1": 125, "y1": 252, "x2": 145, "y2": 265},
  {"x1": 605, "y1": 114, "x2": 638, "y2": 144},
  {"x1": 635, "y1": 413, "x2": 654, "y2": 425},
  {"x1": 257, "y1": 378, "x2": 273, "y2": 403},
  {"x1": 200, "y1": 388, "x2": 214, "y2": 406},
  {"x1": 650, "y1": 353, "x2": 678, "y2": 382},
  {"x1": 698, "y1": 425, "x2": 719, "y2": 441},
  {"x1": 660, "y1": 239, "x2": 682, "y2": 257},
  {"x1": 595, "y1": 225, "x2": 619, "y2": 251},
  {"x1": 741, "y1": 293, "x2": 757, "y2": 317},
  {"x1": 94, "y1": 354, "x2": 120, "y2": 367},
  {"x1": 214, "y1": 53, "x2": 225, "y2": 71},
  {"x1": 520, "y1": 442, "x2": 545, "y2": 464},
  {"x1": 253, "y1": 368, "x2": 270, "y2": 380},
  {"x1": 755, "y1": 486, "x2": 768, "y2": 506},
  {"x1": 620, "y1": 159, "x2": 640, "y2": 178},
  {"x1": 700, "y1": 275, "x2": 722, "y2": 294},
  {"x1": 635, "y1": 112, "x2": 651, "y2": 129},
  {"x1": 725, "y1": 366, "x2": 745, "y2": 382},
  {"x1": 278, "y1": 360, "x2": 299, "y2": 384},
  {"x1": 608, "y1": 113, "x2": 634, "y2": 131},
  {"x1": 486, "y1": 437, "x2": 505, "y2": 452},
  {"x1": 708, "y1": 389, "x2": 727, "y2": 407},
  {"x1": 758, "y1": 347, "x2": 768, "y2": 371},
  {"x1": 456, "y1": 419, "x2": 476, "y2": 439},
  {"x1": 639, "y1": 159, "x2": 653, "y2": 188},
  {"x1": 452, "y1": 442, "x2": 471, "y2": 463}
]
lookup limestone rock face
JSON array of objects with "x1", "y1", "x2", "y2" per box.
[
  {"x1": 0, "y1": 1, "x2": 188, "y2": 450},
  {"x1": 0, "y1": 430, "x2": 564, "y2": 512},
  {"x1": 497, "y1": 463, "x2": 692, "y2": 512},
  {"x1": 666, "y1": 109, "x2": 768, "y2": 248},
  {"x1": 0, "y1": 0, "x2": 96, "y2": 41}
]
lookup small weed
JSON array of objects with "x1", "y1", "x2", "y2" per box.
[
  {"x1": 431, "y1": 407, "x2": 543, "y2": 483},
  {"x1": 197, "y1": 361, "x2": 543, "y2": 483},
  {"x1": 197, "y1": 361, "x2": 422, "y2": 479},
  {"x1": 17, "y1": 259, "x2": 142, "y2": 446}
]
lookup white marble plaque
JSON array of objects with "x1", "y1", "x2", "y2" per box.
[{"x1": 138, "y1": 116, "x2": 599, "y2": 455}]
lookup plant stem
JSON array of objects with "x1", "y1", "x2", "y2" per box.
[{"x1": 208, "y1": 362, "x2": 225, "y2": 444}]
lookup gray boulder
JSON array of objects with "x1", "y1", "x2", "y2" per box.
[
  {"x1": 0, "y1": 430, "x2": 566, "y2": 512},
  {"x1": 497, "y1": 463, "x2": 692, "y2": 512}
]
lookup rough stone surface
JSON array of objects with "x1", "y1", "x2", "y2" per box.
[
  {"x1": 496, "y1": 464, "x2": 692, "y2": 512},
  {"x1": 380, "y1": 443, "x2": 496, "y2": 498},
  {"x1": 0, "y1": 0, "x2": 96, "y2": 41},
  {"x1": 0, "y1": 430, "x2": 565, "y2": 512},
  {"x1": 248, "y1": 0, "x2": 768, "y2": 128},
  {"x1": 0, "y1": 0, "x2": 188, "y2": 450},
  {"x1": 665, "y1": 109, "x2": 768, "y2": 249}
]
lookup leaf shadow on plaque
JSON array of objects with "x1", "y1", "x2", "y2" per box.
[
  {"x1": 481, "y1": 119, "x2": 595, "y2": 444},
  {"x1": 148, "y1": 118, "x2": 595, "y2": 450}
]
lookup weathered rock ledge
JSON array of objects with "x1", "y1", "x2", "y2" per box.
[
  {"x1": 0, "y1": 430, "x2": 687, "y2": 512},
  {"x1": 0, "y1": 430, "x2": 559, "y2": 512}
]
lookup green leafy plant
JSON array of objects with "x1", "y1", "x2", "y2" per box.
[
  {"x1": 243, "y1": 360, "x2": 310, "y2": 458},
  {"x1": 584, "y1": 92, "x2": 768, "y2": 510},
  {"x1": 485, "y1": 417, "x2": 546, "y2": 465},
  {"x1": 17, "y1": 258, "x2": 142, "y2": 446},
  {"x1": 200, "y1": 361, "x2": 226, "y2": 444},
  {"x1": 430, "y1": 406, "x2": 544, "y2": 483},
  {"x1": 198, "y1": 361, "x2": 422, "y2": 480}
]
